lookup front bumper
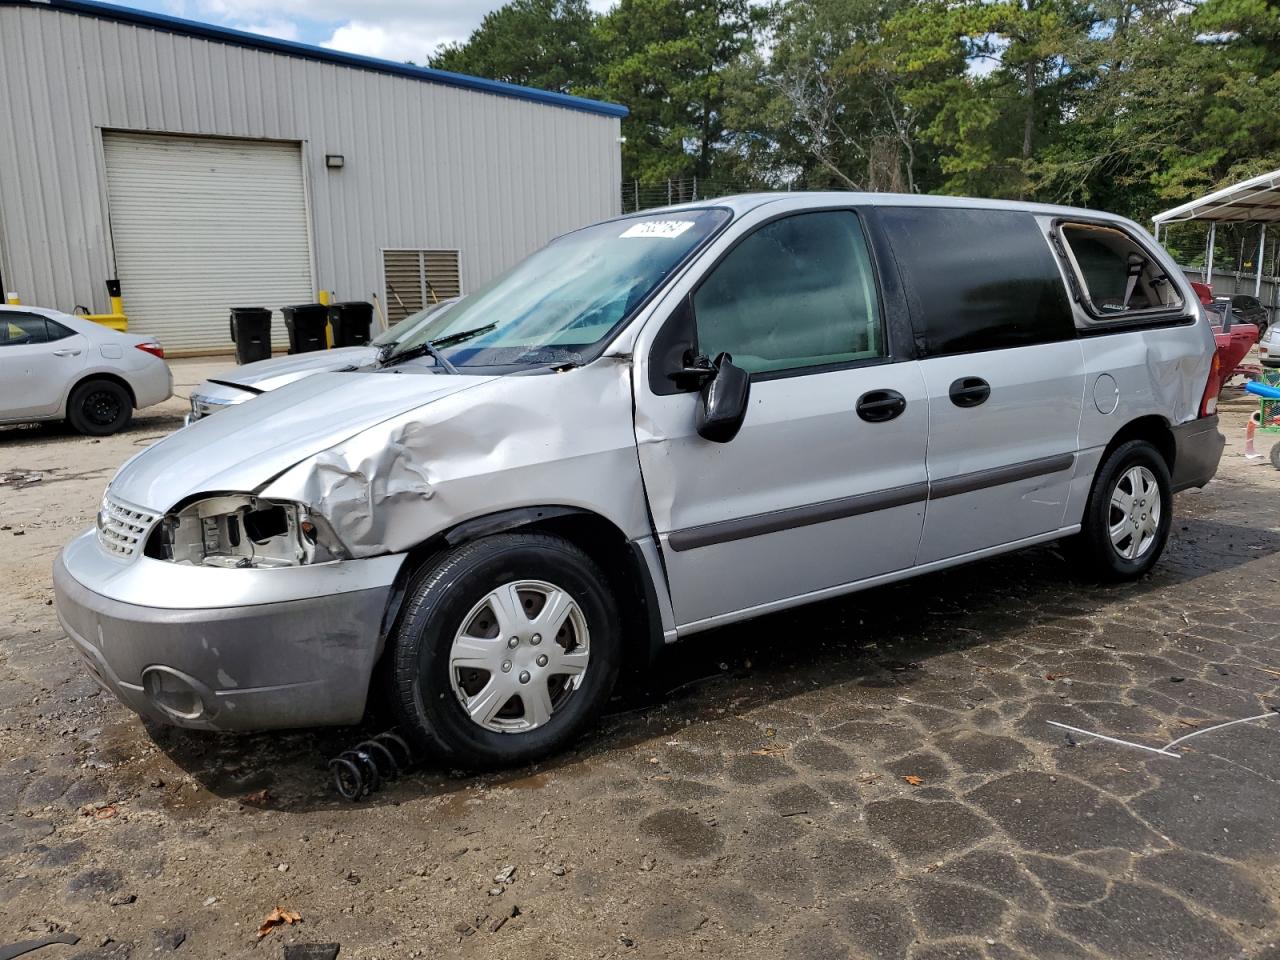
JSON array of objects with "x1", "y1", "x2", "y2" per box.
[
  {"x1": 1170, "y1": 414, "x2": 1225, "y2": 493},
  {"x1": 53, "y1": 531, "x2": 404, "y2": 731}
]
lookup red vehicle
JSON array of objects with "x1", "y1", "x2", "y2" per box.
[{"x1": 1202, "y1": 293, "x2": 1259, "y2": 391}]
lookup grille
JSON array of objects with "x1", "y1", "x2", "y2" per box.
[{"x1": 97, "y1": 494, "x2": 158, "y2": 559}]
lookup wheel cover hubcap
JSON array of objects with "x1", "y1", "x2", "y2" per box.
[
  {"x1": 448, "y1": 579, "x2": 589, "y2": 733},
  {"x1": 85, "y1": 390, "x2": 121, "y2": 425},
  {"x1": 1108, "y1": 465, "x2": 1161, "y2": 560}
]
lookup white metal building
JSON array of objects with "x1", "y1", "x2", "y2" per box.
[{"x1": 0, "y1": 0, "x2": 625, "y2": 353}]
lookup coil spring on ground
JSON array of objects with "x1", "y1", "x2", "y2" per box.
[{"x1": 328, "y1": 731, "x2": 414, "y2": 801}]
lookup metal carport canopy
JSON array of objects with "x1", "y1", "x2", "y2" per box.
[
  {"x1": 1153, "y1": 168, "x2": 1280, "y2": 225},
  {"x1": 1151, "y1": 168, "x2": 1280, "y2": 292}
]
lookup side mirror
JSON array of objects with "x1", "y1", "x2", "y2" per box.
[{"x1": 696, "y1": 352, "x2": 750, "y2": 443}]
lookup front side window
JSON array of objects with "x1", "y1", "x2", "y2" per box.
[
  {"x1": 387, "y1": 209, "x2": 729, "y2": 369},
  {"x1": 879, "y1": 207, "x2": 1075, "y2": 357},
  {"x1": 1059, "y1": 222, "x2": 1183, "y2": 319},
  {"x1": 692, "y1": 211, "x2": 884, "y2": 375}
]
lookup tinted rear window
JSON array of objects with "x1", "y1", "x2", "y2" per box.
[{"x1": 879, "y1": 207, "x2": 1074, "y2": 357}]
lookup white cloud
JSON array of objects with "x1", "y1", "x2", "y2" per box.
[
  {"x1": 159, "y1": 0, "x2": 621, "y2": 63},
  {"x1": 234, "y1": 17, "x2": 301, "y2": 40},
  {"x1": 202, "y1": 0, "x2": 474, "y2": 23},
  {"x1": 321, "y1": 19, "x2": 461, "y2": 62}
]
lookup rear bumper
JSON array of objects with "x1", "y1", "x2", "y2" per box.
[
  {"x1": 53, "y1": 532, "x2": 403, "y2": 731},
  {"x1": 1170, "y1": 414, "x2": 1225, "y2": 492},
  {"x1": 132, "y1": 363, "x2": 173, "y2": 409}
]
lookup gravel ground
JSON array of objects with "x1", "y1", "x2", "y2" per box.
[{"x1": 3, "y1": 360, "x2": 1280, "y2": 960}]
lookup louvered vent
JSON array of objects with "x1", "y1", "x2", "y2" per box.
[{"x1": 382, "y1": 249, "x2": 462, "y2": 324}]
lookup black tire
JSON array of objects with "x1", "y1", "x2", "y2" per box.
[
  {"x1": 67, "y1": 378, "x2": 132, "y2": 436},
  {"x1": 387, "y1": 532, "x2": 622, "y2": 768},
  {"x1": 1067, "y1": 439, "x2": 1173, "y2": 581}
]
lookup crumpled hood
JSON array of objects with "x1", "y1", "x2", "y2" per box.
[
  {"x1": 205, "y1": 346, "x2": 379, "y2": 394},
  {"x1": 109, "y1": 371, "x2": 494, "y2": 512}
]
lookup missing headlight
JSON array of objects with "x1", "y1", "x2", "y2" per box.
[
  {"x1": 243, "y1": 505, "x2": 288, "y2": 543},
  {"x1": 145, "y1": 495, "x2": 346, "y2": 567}
]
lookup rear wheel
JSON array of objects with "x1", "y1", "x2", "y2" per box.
[
  {"x1": 1067, "y1": 439, "x2": 1172, "y2": 581},
  {"x1": 387, "y1": 533, "x2": 621, "y2": 768},
  {"x1": 67, "y1": 378, "x2": 132, "y2": 436}
]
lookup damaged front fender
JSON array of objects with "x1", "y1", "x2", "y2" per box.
[{"x1": 260, "y1": 360, "x2": 654, "y2": 558}]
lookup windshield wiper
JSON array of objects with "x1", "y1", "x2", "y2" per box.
[
  {"x1": 516, "y1": 346, "x2": 587, "y2": 370},
  {"x1": 380, "y1": 323, "x2": 497, "y2": 372}
]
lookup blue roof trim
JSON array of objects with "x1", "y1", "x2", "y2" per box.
[{"x1": 7, "y1": 0, "x2": 629, "y2": 119}]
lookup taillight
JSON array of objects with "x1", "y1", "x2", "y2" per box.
[
  {"x1": 1200, "y1": 350, "x2": 1222, "y2": 417},
  {"x1": 135, "y1": 342, "x2": 165, "y2": 359}
]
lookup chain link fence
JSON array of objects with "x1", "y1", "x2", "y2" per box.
[{"x1": 620, "y1": 177, "x2": 764, "y2": 212}]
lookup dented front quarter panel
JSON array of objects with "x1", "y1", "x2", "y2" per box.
[
  {"x1": 108, "y1": 371, "x2": 496, "y2": 512},
  {"x1": 260, "y1": 359, "x2": 653, "y2": 557}
]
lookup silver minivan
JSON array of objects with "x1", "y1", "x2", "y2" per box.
[{"x1": 53, "y1": 194, "x2": 1225, "y2": 766}]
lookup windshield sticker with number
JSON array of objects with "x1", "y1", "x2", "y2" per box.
[{"x1": 620, "y1": 220, "x2": 696, "y2": 239}]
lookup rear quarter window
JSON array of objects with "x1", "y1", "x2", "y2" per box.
[
  {"x1": 1057, "y1": 221, "x2": 1183, "y2": 322},
  {"x1": 45, "y1": 319, "x2": 75, "y2": 342},
  {"x1": 878, "y1": 207, "x2": 1075, "y2": 357}
]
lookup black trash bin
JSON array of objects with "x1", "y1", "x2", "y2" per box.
[
  {"x1": 281, "y1": 303, "x2": 329, "y2": 354},
  {"x1": 328, "y1": 301, "x2": 374, "y2": 347},
  {"x1": 229, "y1": 307, "x2": 272, "y2": 365}
]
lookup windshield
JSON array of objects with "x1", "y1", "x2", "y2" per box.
[
  {"x1": 371, "y1": 299, "x2": 458, "y2": 346},
  {"x1": 387, "y1": 209, "x2": 730, "y2": 367}
]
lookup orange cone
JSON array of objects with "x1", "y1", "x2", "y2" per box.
[{"x1": 1245, "y1": 411, "x2": 1263, "y2": 459}]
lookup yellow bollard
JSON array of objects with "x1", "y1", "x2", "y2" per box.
[
  {"x1": 5, "y1": 292, "x2": 19, "y2": 305},
  {"x1": 318, "y1": 289, "x2": 334, "y2": 348},
  {"x1": 81, "y1": 279, "x2": 128, "y2": 331}
]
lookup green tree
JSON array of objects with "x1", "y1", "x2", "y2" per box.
[
  {"x1": 754, "y1": 0, "x2": 932, "y2": 192},
  {"x1": 429, "y1": 0, "x2": 601, "y2": 94},
  {"x1": 879, "y1": 0, "x2": 1097, "y2": 199},
  {"x1": 594, "y1": 0, "x2": 762, "y2": 182},
  {"x1": 1032, "y1": 0, "x2": 1280, "y2": 220}
]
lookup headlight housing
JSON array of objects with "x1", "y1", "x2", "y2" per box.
[{"x1": 144, "y1": 494, "x2": 348, "y2": 568}]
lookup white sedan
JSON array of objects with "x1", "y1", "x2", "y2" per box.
[
  {"x1": 187, "y1": 299, "x2": 458, "y2": 421},
  {"x1": 1262, "y1": 320, "x2": 1280, "y2": 370},
  {"x1": 0, "y1": 305, "x2": 172, "y2": 435}
]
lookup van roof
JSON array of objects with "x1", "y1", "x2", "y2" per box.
[{"x1": 644, "y1": 192, "x2": 1138, "y2": 227}]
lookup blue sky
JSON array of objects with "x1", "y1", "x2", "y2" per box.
[{"x1": 124, "y1": 0, "x2": 611, "y2": 63}]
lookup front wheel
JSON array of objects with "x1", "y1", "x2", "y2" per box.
[
  {"x1": 387, "y1": 533, "x2": 622, "y2": 768},
  {"x1": 1067, "y1": 439, "x2": 1173, "y2": 581}
]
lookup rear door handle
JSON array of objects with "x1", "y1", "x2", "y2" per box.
[
  {"x1": 949, "y1": 376, "x2": 990, "y2": 408},
  {"x1": 855, "y1": 389, "x2": 907, "y2": 423},
  {"x1": 53, "y1": 348, "x2": 82, "y2": 357}
]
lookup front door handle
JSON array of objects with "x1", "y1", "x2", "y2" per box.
[
  {"x1": 53, "y1": 348, "x2": 82, "y2": 357},
  {"x1": 856, "y1": 389, "x2": 907, "y2": 423},
  {"x1": 949, "y1": 376, "x2": 990, "y2": 408}
]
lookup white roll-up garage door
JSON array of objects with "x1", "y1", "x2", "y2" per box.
[{"x1": 103, "y1": 132, "x2": 314, "y2": 354}]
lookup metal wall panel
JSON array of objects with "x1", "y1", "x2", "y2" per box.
[{"x1": 0, "y1": 5, "x2": 623, "y2": 350}]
